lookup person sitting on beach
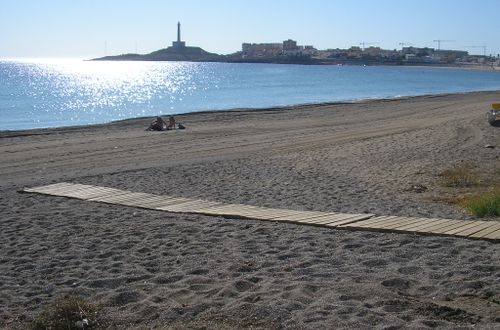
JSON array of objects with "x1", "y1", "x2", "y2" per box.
[
  {"x1": 167, "y1": 116, "x2": 176, "y2": 130},
  {"x1": 147, "y1": 116, "x2": 167, "y2": 131}
]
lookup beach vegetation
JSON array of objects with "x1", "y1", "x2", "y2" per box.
[
  {"x1": 461, "y1": 189, "x2": 500, "y2": 217},
  {"x1": 439, "y1": 164, "x2": 481, "y2": 187},
  {"x1": 31, "y1": 295, "x2": 104, "y2": 330}
]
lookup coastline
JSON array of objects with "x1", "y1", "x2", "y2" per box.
[
  {"x1": 1, "y1": 90, "x2": 499, "y2": 328},
  {"x1": 92, "y1": 52, "x2": 500, "y2": 71},
  {"x1": 2, "y1": 89, "x2": 500, "y2": 136}
]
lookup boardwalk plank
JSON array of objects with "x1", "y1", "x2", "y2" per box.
[
  {"x1": 365, "y1": 217, "x2": 417, "y2": 229},
  {"x1": 469, "y1": 222, "x2": 500, "y2": 238},
  {"x1": 375, "y1": 217, "x2": 426, "y2": 230},
  {"x1": 452, "y1": 222, "x2": 496, "y2": 237},
  {"x1": 86, "y1": 189, "x2": 137, "y2": 201},
  {"x1": 122, "y1": 196, "x2": 189, "y2": 208},
  {"x1": 345, "y1": 216, "x2": 401, "y2": 228},
  {"x1": 442, "y1": 221, "x2": 487, "y2": 235},
  {"x1": 44, "y1": 183, "x2": 94, "y2": 195},
  {"x1": 297, "y1": 213, "x2": 359, "y2": 224},
  {"x1": 397, "y1": 218, "x2": 444, "y2": 232},
  {"x1": 129, "y1": 195, "x2": 184, "y2": 206},
  {"x1": 194, "y1": 204, "x2": 249, "y2": 213},
  {"x1": 272, "y1": 212, "x2": 331, "y2": 222},
  {"x1": 24, "y1": 182, "x2": 73, "y2": 194},
  {"x1": 63, "y1": 187, "x2": 121, "y2": 199},
  {"x1": 322, "y1": 215, "x2": 374, "y2": 227},
  {"x1": 306, "y1": 214, "x2": 373, "y2": 226},
  {"x1": 417, "y1": 220, "x2": 464, "y2": 234},
  {"x1": 152, "y1": 197, "x2": 195, "y2": 207},
  {"x1": 483, "y1": 227, "x2": 500, "y2": 240},
  {"x1": 89, "y1": 192, "x2": 145, "y2": 203},
  {"x1": 410, "y1": 219, "x2": 462, "y2": 233},
  {"x1": 161, "y1": 201, "x2": 223, "y2": 213},
  {"x1": 427, "y1": 220, "x2": 471, "y2": 234}
]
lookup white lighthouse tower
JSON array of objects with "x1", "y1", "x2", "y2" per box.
[{"x1": 172, "y1": 21, "x2": 186, "y2": 48}]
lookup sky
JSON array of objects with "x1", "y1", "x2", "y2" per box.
[{"x1": 1, "y1": 0, "x2": 500, "y2": 59}]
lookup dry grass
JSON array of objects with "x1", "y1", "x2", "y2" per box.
[
  {"x1": 31, "y1": 295, "x2": 105, "y2": 330},
  {"x1": 439, "y1": 164, "x2": 481, "y2": 188},
  {"x1": 436, "y1": 163, "x2": 500, "y2": 217}
]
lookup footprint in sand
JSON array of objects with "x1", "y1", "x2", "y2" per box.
[{"x1": 381, "y1": 278, "x2": 412, "y2": 290}]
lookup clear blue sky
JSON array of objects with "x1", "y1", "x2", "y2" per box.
[{"x1": 1, "y1": 0, "x2": 500, "y2": 58}]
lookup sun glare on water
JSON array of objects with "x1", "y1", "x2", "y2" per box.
[{"x1": 8, "y1": 59, "x2": 207, "y2": 126}]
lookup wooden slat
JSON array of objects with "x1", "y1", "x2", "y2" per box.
[
  {"x1": 469, "y1": 222, "x2": 500, "y2": 238},
  {"x1": 195, "y1": 204, "x2": 287, "y2": 220},
  {"x1": 272, "y1": 211, "x2": 330, "y2": 222},
  {"x1": 294, "y1": 212, "x2": 346, "y2": 223},
  {"x1": 188, "y1": 202, "x2": 226, "y2": 212},
  {"x1": 454, "y1": 221, "x2": 498, "y2": 237},
  {"x1": 42, "y1": 183, "x2": 91, "y2": 195},
  {"x1": 119, "y1": 196, "x2": 188, "y2": 208},
  {"x1": 394, "y1": 218, "x2": 442, "y2": 232},
  {"x1": 88, "y1": 191, "x2": 145, "y2": 203},
  {"x1": 483, "y1": 227, "x2": 500, "y2": 240},
  {"x1": 425, "y1": 219, "x2": 481, "y2": 234},
  {"x1": 228, "y1": 208, "x2": 302, "y2": 219},
  {"x1": 194, "y1": 204, "x2": 249, "y2": 214},
  {"x1": 295, "y1": 213, "x2": 354, "y2": 224},
  {"x1": 304, "y1": 213, "x2": 372, "y2": 226},
  {"x1": 345, "y1": 216, "x2": 401, "y2": 228},
  {"x1": 426, "y1": 220, "x2": 471, "y2": 234},
  {"x1": 295, "y1": 213, "x2": 353, "y2": 224},
  {"x1": 201, "y1": 208, "x2": 279, "y2": 220},
  {"x1": 258, "y1": 208, "x2": 309, "y2": 217},
  {"x1": 24, "y1": 182, "x2": 68, "y2": 192},
  {"x1": 410, "y1": 219, "x2": 462, "y2": 233},
  {"x1": 444, "y1": 221, "x2": 492, "y2": 236},
  {"x1": 24, "y1": 182, "x2": 74, "y2": 194},
  {"x1": 202, "y1": 204, "x2": 269, "y2": 213},
  {"x1": 156, "y1": 199, "x2": 209, "y2": 209},
  {"x1": 65, "y1": 187, "x2": 127, "y2": 200},
  {"x1": 123, "y1": 195, "x2": 183, "y2": 207},
  {"x1": 406, "y1": 218, "x2": 450, "y2": 231},
  {"x1": 365, "y1": 217, "x2": 417, "y2": 229},
  {"x1": 322, "y1": 214, "x2": 375, "y2": 227},
  {"x1": 85, "y1": 188, "x2": 136, "y2": 200},
  {"x1": 62, "y1": 186, "x2": 121, "y2": 199},
  {"x1": 148, "y1": 196, "x2": 193, "y2": 206},
  {"x1": 441, "y1": 221, "x2": 484, "y2": 235},
  {"x1": 160, "y1": 201, "x2": 223, "y2": 213},
  {"x1": 46, "y1": 183, "x2": 88, "y2": 193},
  {"x1": 369, "y1": 217, "x2": 421, "y2": 230},
  {"x1": 380, "y1": 217, "x2": 431, "y2": 230}
]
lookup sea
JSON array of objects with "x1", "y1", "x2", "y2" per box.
[{"x1": 1, "y1": 58, "x2": 500, "y2": 131}]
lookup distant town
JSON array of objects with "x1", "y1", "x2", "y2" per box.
[
  {"x1": 95, "y1": 22, "x2": 500, "y2": 69},
  {"x1": 229, "y1": 40, "x2": 499, "y2": 68}
]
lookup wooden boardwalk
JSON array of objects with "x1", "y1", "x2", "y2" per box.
[{"x1": 23, "y1": 182, "x2": 500, "y2": 242}]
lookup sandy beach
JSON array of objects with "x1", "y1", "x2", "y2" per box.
[{"x1": 1, "y1": 91, "x2": 499, "y2": 329}]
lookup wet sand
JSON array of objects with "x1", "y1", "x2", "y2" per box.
[{"x1": 1, "y1": 91, "x2": 499, "y2": 328}]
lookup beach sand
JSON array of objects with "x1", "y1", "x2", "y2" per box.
[{"x1": 1, "y1": 91, "x2": 499, "y2": 329}]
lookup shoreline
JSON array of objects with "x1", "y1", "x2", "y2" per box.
[
  {"x1": 2, "y1": 89, "x2": 499, "y2": 137},
  {"x1": 90, "y1": 53, "x2": 500, "y2": 71},
  {"x1": 1, "y1": 90, "x2": 499, "y2": 328}
]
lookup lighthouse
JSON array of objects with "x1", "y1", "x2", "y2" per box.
[
  {"x1": 177, "y1": 22, "x2": 181, "y2": 43},
  {"x1": 172, "y1": 21, "x2": 186, "y2": 48}
]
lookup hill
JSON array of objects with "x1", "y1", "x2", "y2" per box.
[{"x1": 93, "y1": 46, "x2": 224, "y2": 62}]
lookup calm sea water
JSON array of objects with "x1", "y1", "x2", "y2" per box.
[{"x1": 1, "y1": 58, "x2": 500, "y2": 130}]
